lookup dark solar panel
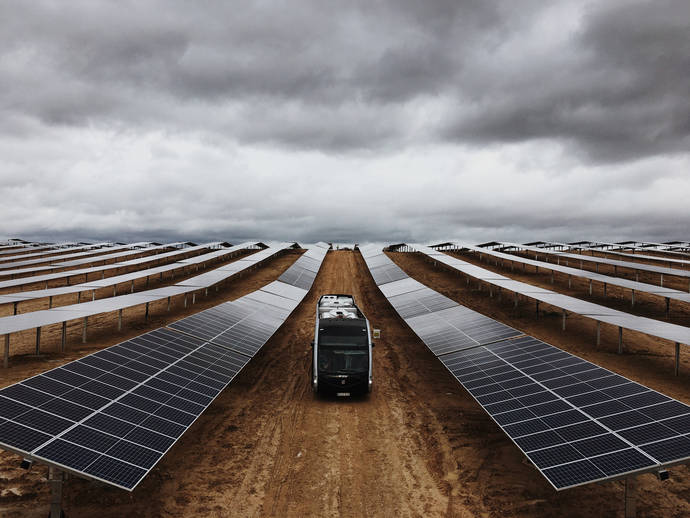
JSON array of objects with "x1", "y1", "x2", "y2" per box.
[
  {"x1": 362, "y1": 247, "x2": 690, "y2": 490},
  {"x1": 0, "y1": 248, "x2": 326, "y2": 491}
]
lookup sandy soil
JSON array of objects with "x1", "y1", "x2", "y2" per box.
[{"x1": 0, "y1": 250, "x2": 689, "y2": 517}]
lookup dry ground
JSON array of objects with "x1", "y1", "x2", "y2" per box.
[{"x1": 0, "y1": 250, "x2": 689, "y2": 517}]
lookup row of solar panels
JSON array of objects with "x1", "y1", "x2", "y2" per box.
[
  {"x1": 0, "y1": 242, "x2": 71, "y2": 255},
  {"x1": 0, "y1": 243, "x2": 255, "y2": 294},
  {"x1": 0, "y1": 244, "x2": 328, "y2": 490},
  {"x1": 442, "y1": 242, "x2": 690, "y2": 305},
  {"x1": 554, "y1": 242, "x2": 690, "y2": 267},
  {"x1": 360, "y1": 245, "x2": 690, "y2": 490},
  {"x1": 0, "y1": 242, "x2": 113, "y2": 265},
  {"x1": 0, "y1": 243, "x2": 286, "y2": 336},
  {"x1": 0, "y1": 242, "x2": 249, "y2": 307},
  {"x1": 406, "y1": 244, "x2": 690, "y2": 346},
  {"x1": 0, "y1": 242, "x2": 170, "y2": 277},
  {"x1": 498, "y1": 243, "x2": 690, "y2": 280}
]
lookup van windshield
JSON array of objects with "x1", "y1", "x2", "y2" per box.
[{"x1": 318, "y1": 348, "x2": 368, "y2": 373}]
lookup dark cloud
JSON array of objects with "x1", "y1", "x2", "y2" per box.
[
  {"x1": 0, "y1": 0, "x2": 688, "y2": 244},
  {"x1": 441, "y1": 0, "x2": 690, "y2": 161}
]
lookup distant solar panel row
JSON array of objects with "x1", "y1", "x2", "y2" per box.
[
  {"x1": 0, "y1": 245, "x2": 327, "y2": 490},
  {"x1": 277, "y1": 244, "x2": 328, "y2": 290},
  {"x1": 361, "y1": 246, "x2": 690, "y2": 490},
  {"x1": 407, "y1": 244, "x2": 690, "y2": 346},
  {"x1": 362, "y1": 246, "x2": 521, "y2": 356}
]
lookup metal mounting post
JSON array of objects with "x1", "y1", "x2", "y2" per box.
[
  {"x1": 665, "y1": 298, "x2": 670, "y2": 318},
  {"x1": 624, "y1": 477, "x2": 636, "y2": 518},
  {"x1": 184, "y1": 294, "x2": 187, "y2": 308},
  {"x1": 61, "y1": 322, "x2": 66, "y2": 351},
  {"x1": 167, "y1": 296, "x2": 171, "y2": 311},
  {"x1": 35, "y1": 327, "x2": 41, "y2": 355},
  {"x1": 49, "y1": 467, "x2": 64, "y2": 518},
  {"x1": 13, "y1": 302, "x2": 18, "y2": 315},
  {"x1": 675, "y1": 343, "x2": 680, "y2": 376},
  {"x1": 82, "y1": 317, "x2": 88, "y2": 343},
  {"x1": 145, "y1": 302, "x2": 150, "y2": 320},
  {"x1": 618, "y1": 326, "x2": 623, "y2": 354},
  {"x1": 4, "y1": 334, "x2": 9, "y2": 368},
  {"x1": 92, "y1": 290, "x2": 95, "y2": 301},
  {"x1": 49, "y1": 296, "x2": 53, "y2": 309},
  {"x1": 118, "y1": 309, "x2": 123, "y2": 332},
  {"x1": 589, "y1": 279, "x2": 593, "y2": 295},
  {"x1": 596, "y1": 321, "x2": 601, "y2": 346},
  {"x1": 562, "y1": 311, "x2": 566, "y2": 331},
  {"x1": 631, "y1": 289, "x2": 634, "y2": 307},
  {"x1": 131, "y1": 280, "x2": 135, "y2": 293}
]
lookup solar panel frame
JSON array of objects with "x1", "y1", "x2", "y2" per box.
[
  {"x1": 361, "y1": 245, "x2": 690, "y2": 490},
  {"x1": 0, "y1": 246, "x2": 328, "y2": 491}
]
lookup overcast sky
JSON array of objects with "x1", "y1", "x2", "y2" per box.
[{"x1": 1, "y1": 0, "x2": 688, "y2": 245}]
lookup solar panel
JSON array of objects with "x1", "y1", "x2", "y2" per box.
[
  {"x1": 0, "y1": 246, "x2": 328, "y2": 491},
  {"x1": 0, "y1": 328, "x2": 252, "y2": 489},
  {"x1": 406, "y1": 244, "x2": 690, "y2": 347},
  {"x1": 437, "y1": 336, "x2": 690, "y2": 489},
  {"x1": 369, "y1": 263, "x2": 408, "y2": 285},
  {"x1": 362, "y1": 245, "x2": 690, "y2": 490}
]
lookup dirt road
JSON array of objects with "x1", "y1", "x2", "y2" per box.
[{"x1": 1, "y1": 250, "x2": 689, "y2": 517}]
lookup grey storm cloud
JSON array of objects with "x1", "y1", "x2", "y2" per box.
[
  {"x1": 3, "y1": 0, "x2": 687, "y2": 158},
  {"x1": 0, "y1": 0, "x2": 688, "y2": 244}
]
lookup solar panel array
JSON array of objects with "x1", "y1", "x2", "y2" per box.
[
  {"x1": 559, "y1": 242, "x2": 690, "y2": 267},
  {"x1": 406, "y1": 244, "x2": 690, "y2": 347},
  {"x1": 500, "y1": 242, "x2": 690, "y2": 280},
  {"x1": 0, "y1": 242, "x2": 111, "y2": 265},
  {"x1": 0, "y1": 243, "x2": 286, "y2": 339},
  {"x1": 0, "y1": 242, "x2": 159, "y2": 274},
  {"x1": 0, "y1": 242, "x2": 251, "y2": 308},
  {"x1": 447, "y1": 242, "x2": 690, "y2": 305},
  {"x1": 361, "y1": 245, "x2": 690, "y2": 490},
  {"x1": 0, "y1": 245, "x2": 328, "y2": 490},
  {"x1": 361, "y1": 246, "x2": 521, "y2": 356}
]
